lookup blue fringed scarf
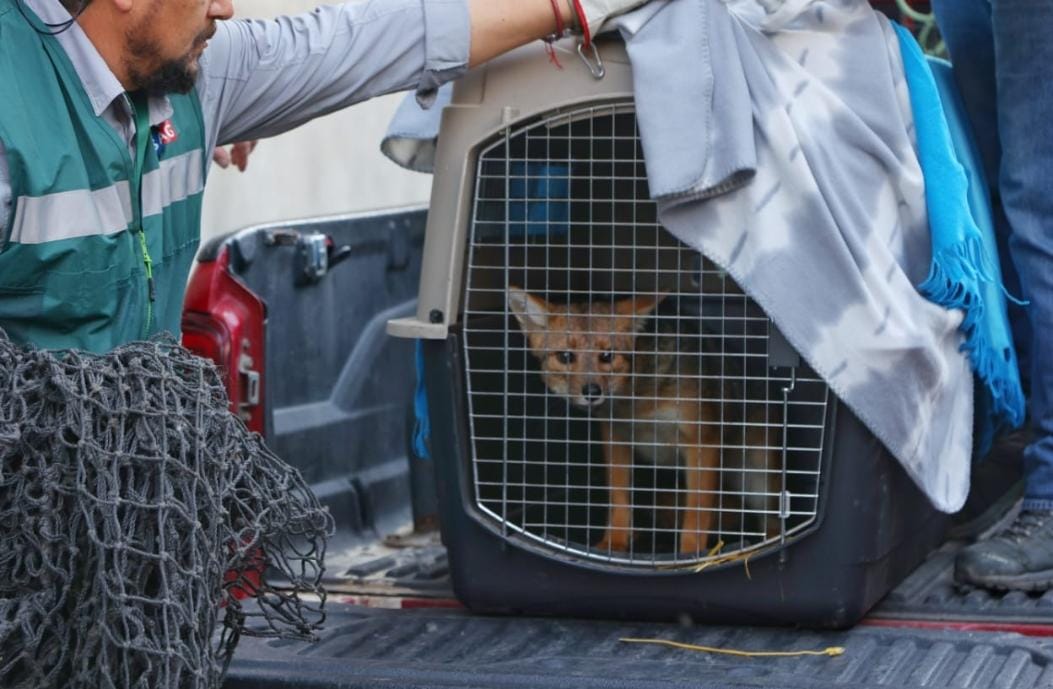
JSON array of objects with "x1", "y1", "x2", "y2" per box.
[{"x1": 894, "y1": 25, "x2": 1026, "y2": 456}]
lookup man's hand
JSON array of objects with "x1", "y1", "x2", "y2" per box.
[
  {"x1": 212, "y1": 141, "x2": 259, "y2": 172},
  {"x1": 467, "y1": 0, "x2": 656, "y2": 67}
]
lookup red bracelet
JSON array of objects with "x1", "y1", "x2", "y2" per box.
[
  {"x1": 570, "y1": 0, "x2": 591, "y2": 48},
  {"x1": 544, "y1": 0, "x2": 567, "y2": 69},
  {"x1": 548, "y1": 0, "x2": 565, "y2": 37}
]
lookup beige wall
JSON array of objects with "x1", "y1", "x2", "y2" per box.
[{"x1": 201, "y1": 0, "x2": 433, "y2": 241}]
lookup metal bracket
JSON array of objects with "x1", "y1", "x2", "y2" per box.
[
  {"x1": 577, "y1": 41, "x2": 606, "y2": 80},
  {"x1": 238, "y1": 340, "x2": 260, "y2": 422},
  {"x1": 295, "y1": 233, "x2": 329, "y2": 285},
  {"x1": 263, "y1": 228, "x2": 299, "y2": 246},
  {"x1": 292, "y1": 232, "x2": 353, "y2": 286}
]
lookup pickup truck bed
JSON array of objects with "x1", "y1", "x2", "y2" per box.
[
  {"x1": 223, "y1": 536, "x2": 1053, "y2": 689},
  {"x1": 185, "y1": 209, "x2": 1053, "y2": 689},
  {"x1": 227, "y1": 613, "x2": 1053, "y2": 689},
  {"x1": 227, "y1": 598, "x2": 1053, "y2": 689}
]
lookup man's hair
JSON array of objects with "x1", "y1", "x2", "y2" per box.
[{"x1": 59, "y1": 0, "x2": 90, "y2": 15}]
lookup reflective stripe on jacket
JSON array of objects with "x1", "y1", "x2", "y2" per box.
[{"x1": 0, "y1": 0, "x2": 206, "y2": 352}]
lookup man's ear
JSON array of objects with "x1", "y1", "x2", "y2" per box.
[
  {"x1": 507, "y1": 286, "x2": 552, "y2": 333},
  {"x1": 615, "y1": 291, "x2": 669, "y2": 332}
]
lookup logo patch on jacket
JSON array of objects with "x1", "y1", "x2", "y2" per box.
[{"x1": 151, "y1": 120, "x2": 179, "y2": 158}]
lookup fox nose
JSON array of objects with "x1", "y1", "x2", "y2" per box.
[{"x1": 582, "y1": 383, "x2": 603, "y2": 402}]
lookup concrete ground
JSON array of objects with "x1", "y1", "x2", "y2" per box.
[{"x1": 200, "y1": 0, "x2": 433, "y2": 242}]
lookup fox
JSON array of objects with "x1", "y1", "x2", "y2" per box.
[{"x1": 507, "y1": 286, "x2": 782, "y2": 557}]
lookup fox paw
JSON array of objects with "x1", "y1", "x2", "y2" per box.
[
  {"x1": 678, "y1": 533, "x2": 706, "y2": 555},
  {"x1": 594, "y1": 533, "x2": 631, "y2": 552}
]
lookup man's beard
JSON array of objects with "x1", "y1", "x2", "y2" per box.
[
  {"x1": 128, "y1": 57, "x2": 197, "y2": 96},
  {"x1": 124, "y1": 27, "x2": 211, "y2": 96}
]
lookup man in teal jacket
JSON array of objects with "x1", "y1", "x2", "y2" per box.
[{"x1": 0, "y1": 0, "x2": 654, "y2": 353}]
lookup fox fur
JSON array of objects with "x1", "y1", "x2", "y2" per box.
[{"x1": 508, "y1": 286, "x2": 781, "y2": 556}]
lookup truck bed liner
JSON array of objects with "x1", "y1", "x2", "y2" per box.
[
  {"x1": 224, "y1": 604, "x2": 1053, "y2": 689},
  {"x1": 225, "y1": 537, "x2": 1053, "y2": 689},
  {"x1": 872, "y1": 542, "x2": 1053, "y2": 625}
]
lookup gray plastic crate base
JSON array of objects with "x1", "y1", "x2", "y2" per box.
[
  {"x1": 302, "y1": 532, "x2": 1053, "y2": 633},
  {"x1": 423, "y1": 337, "x2": 950, "y2": 629}
]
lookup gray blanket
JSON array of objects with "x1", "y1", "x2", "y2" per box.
[{"x1": 384, "y1": 0, "x2": 973, "y2": 513}]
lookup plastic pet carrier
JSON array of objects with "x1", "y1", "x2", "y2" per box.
[{"x1": 388, "y1": 38, "x2": 948, "y2": 628}]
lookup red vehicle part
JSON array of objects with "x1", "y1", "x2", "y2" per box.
[
  {"x1": 182, "y1": 244, "x2": 267, "y2": 435},
  {"x1": 182, "y1": 241, "x2": 267, "y2": 599}
]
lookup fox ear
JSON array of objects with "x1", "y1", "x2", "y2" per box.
[
  {"x1": 507, "y1": 286, "x2": 551, "y2": 332},
  {"x1": 615, "y1": 291, "x2": 669, "y2": 331}
]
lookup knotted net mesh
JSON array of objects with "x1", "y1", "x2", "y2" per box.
[{"x1": 0, "y1": 331, "x2": 333, "y2": 689}]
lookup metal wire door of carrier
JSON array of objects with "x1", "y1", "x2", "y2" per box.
[{"x1": 461, "y1": 100, "x2": 830, "y2": 570}]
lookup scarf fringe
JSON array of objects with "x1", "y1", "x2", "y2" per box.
[{"x1": 919, "y1": 238, "x2": 1026, "y2": 455}]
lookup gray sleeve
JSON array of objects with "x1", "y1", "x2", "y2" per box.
[
  {"x1": 0, "y1": 141, "x2": 9, "y2": 235},
  {"x1": 195, "y1": 0, "x2": 470, "y2": 151}
]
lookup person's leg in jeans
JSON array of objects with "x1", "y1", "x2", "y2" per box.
[
  {"x1": 931, "y1": 0, "x2": 1031, "y2": 381},
  {"x1": 935, "y1": 0, "x2": 1053, "y2": 590}
]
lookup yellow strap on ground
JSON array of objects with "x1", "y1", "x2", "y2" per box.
[{"x1": 619, "y1": 638, "x2": 846, "y2": 658}]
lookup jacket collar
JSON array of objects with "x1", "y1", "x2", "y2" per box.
[{"x1": 22, "y1": 0, "x2": 173, "y2": 124}]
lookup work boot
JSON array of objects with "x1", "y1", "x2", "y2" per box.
[{"x1": 955, "y1": 510, "x2": 1053, "y2": 591}]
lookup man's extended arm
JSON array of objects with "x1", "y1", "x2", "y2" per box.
[
  {"x1": 196, "y1": 0, "x2": 472, "y2": 151},
  {"x1": 197, "y1": 0, "x2": 636, "y2": 154}
]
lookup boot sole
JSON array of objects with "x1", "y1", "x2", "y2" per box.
[{"x1": 957, "y1": 568, "x2": 1053, "y2": 592}]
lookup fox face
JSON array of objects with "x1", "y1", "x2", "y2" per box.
[{"x1": 507, "y1": 287, "x2": 666, "y2": 409}]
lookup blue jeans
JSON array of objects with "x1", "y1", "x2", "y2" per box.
[{"x1": 931, "y1": 0, "x2": 1053, "y2": 508}]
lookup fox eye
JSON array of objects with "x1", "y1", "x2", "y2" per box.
[
  {"x1": 598, "y1": 350, "x2": 614, "y2": 364},
  {"x1": 554, "y1": 351, "x2": 576, "y2": 365}
]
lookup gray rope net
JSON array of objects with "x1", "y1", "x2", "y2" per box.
[{"x1": 0, "y1": 331, "x2": 334, "y2": 689}]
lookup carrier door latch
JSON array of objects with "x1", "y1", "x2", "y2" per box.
[{"x1": 766, "y1": 324, "x2": 800, "y2": 369}]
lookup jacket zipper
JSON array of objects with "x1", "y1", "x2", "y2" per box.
[{"x1": 127, "y1": 93, "x2": 156, "y2": 338}]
